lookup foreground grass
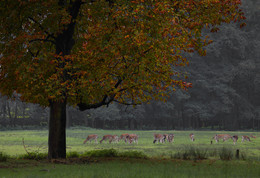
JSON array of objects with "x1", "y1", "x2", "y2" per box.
[
  {"x1": 1, "y1": 128, "x2": 260, "y2": 177},
  {"x1": 1, "y1": 158, "x2": 260, "y2": 178}
]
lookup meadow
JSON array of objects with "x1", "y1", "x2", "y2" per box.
[
  {"x1": 1, "y1": 128, "x2": 260, "y2": 178},
  {"x1": 0, "y1": 128, "x2": 259, "y2": 159}
]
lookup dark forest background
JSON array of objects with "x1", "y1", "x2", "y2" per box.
[{"x1": 0, "y1": 0, "x2": 259, "y2": 131}]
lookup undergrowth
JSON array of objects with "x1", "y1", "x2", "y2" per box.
[
  {"x1": 172, "y1": 146, "x2": 247, "y2": 161},
  {"x1": 0, "y1": 152, "x2": 9, "y2": 162}
]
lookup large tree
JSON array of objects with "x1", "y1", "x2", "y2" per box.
[{"x1": 0, "y1": 0, "x2": 245, "y2": 159}]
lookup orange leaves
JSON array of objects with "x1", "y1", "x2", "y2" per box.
[
  {"x1": 0, "y1": 0, "x2": 246, "y2": 107},
  {"x1": 240, "y1": 22, "x2": 246, "y2": 28}
]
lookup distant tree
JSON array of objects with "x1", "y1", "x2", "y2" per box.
[{"x1": 0, "y1": 0, "x2": 245, "y2": 158}]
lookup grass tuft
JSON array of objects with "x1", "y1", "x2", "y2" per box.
[
  {"x1": 219, "y1": 147, "x2": 233, "y2": 160},
  {"x1": 82, "y1": 149, "x2": 118, "y2": 158},
  {"x1": 67, "y1": 151, "x2": 80, "y2": 158},
  {"x1": 0, "y1": 152, "x2": 9, "y2": 162},
  {"x1": 119, "y1": 150, "x2": 147, "y2": 159},
  {"x1": 18, "y1": 152, "x2": 48, "y2": 160},
  {"x1": 173, "y1": 146, "x2": 208, "y2": 160}
]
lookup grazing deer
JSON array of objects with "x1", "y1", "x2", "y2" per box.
[
  {"x1": 119, "y1": 133, "x2": 129, "y2": 143},
  {"x1": 153, "y1": 134, "x2": 164, "y2": 143},
  {"x1": 189, "y1": 133, "x2": 195, "y2": 142},
  {"x1": 83, "y1": 134, "x2": 98, "y2": 144},
  {"x1": 126, "y1": 134, "x2": 138, "y2": 144},
  {"x1": 250, "y1": 134, "x2": 256, "y2": 139},
  {"x1": 213, "y1": 134, "x2": 232, "y2": 143},
  {"x1": 232, "y1": 135, "x2": 238, "y2": 145},
  {"x1": 163, "y1": 134, "x2": 169, "y2": 143},
  {"x1": 100, "y1": 135, "x2": 118, "y2": 144},
  {"x1": 168, "y1": 134, "x2": 174, "y2": 143},
  {"x1": 241, "y1": 135, "x2": 251, "y2": 142}
]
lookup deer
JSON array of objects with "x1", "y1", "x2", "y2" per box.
[
  {"x1": 232, "y1": 135, "x2": 238, "y2": 145},
  {"x1": 189, "y1": 133, "x2": 195, "y2": 142},
  {"x1": 168, "y1": 134, "x2": 174, "y2": 143},
  {"x1": 250, "y1": 134, "x2": 257, "y2": 139},
  {"x1": 119, "y1": 133, "x2": 129, "y2": 143},
  {"x1": 126, "y1": 134, "x2": 138, "y2": 144},
  {"x1": 83, "y1": 134, "x2": 98, "y2": 144},
  {"x1": 163, "y1": 134, "x2": 169, "y2": 143},
  {"x1": 153, "y1": 133, "x2": 164, "y2": 143},
  {"x1": 213, "y1": 134, "x2": 232, "y2": 143},
  {"x1": 100, "y1": 135, "x2": 118, "y2": 144},
  {"x1": 241, "y1": 135, "x2": 251, "y2": 142}
]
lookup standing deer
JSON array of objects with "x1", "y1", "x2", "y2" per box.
[
  {"x1": 250, "y1": 134, "x2": 256, "y2": 139},
  {"x1": 163, "y1": 134, "x2": 169, "y2": 143},
  {"x1": 119, "y1": 133, "x2": 129, "y2": 143},
  {"x1": 213, "y1": 134, "x2": 232, "y2": 143},
  {"x1": 168, "y1": 134, "x2": 174, "y2": 143},
  {"x1": 232, "y1": 135, "x2": 238, "y2": 145},
  {"x1": 189, "y1": 133, "x2": 195, "y2": 142},
  {"x1": 241, "y1": 135, "x2": 251, "y2": 142},
  {"x1": 83, "y1": 134, "x2": 98, "y2": 144},
  {"x1": 126, "y1": 134, "x2": 138, "y2": 144},
  {"x1": 100, "y1": 135, "x2": 118, "y2": 144},
  {"x1": 153, "y1": 134, "x2": 164, "y2": 143}
]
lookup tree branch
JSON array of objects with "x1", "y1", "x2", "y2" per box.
[
  {"x1": 28, "y1": 17, "x2": 55, "y2": 40},
  {"x1": 29, "y1": 38, "x2": 55, "y2": 45},
  {"x1": 77, "y1": 78, "x2": 123, "y2": 111}
]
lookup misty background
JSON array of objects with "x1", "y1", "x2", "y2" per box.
[{"x1": 0, "y1": 0, "x2": 259, "y2": 131}]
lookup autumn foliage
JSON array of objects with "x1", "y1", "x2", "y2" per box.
[{"x1": 0, "y1": 0, "x2": 246, "y2": 108}]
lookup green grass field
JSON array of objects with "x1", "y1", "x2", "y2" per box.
[
  {"x1": 0, "y1": 128, "x2": 259, "y2": 159},
  {"x1": 1, "y1": 128, "x2": 260, "y2": 178}
]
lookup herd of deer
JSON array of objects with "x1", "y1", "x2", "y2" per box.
[
  {"x1": 212, "y1": 134, "x2": 256, "y2": 145},
  {"x1": 83, "y1": 133, "x2": 257, "y2": 144},
  {"x1": 83, "y1": 133, "x2": 196, "y2": 144},
  {"x1": 83, "y1": 133, "x2": 138, "y2": 144}
]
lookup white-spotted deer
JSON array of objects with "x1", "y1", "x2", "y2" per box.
[
  {"x1": 163, "y1": 134, "x2": 169, "y2": 143},
  {"x1": 241, "y1": 135, "x2": 251, "y2": 142},
  {"x1": 189, "y1": 133, "x2": 195, "y2": 142},
  {"x1": 119, "y1": 133, "x2": 129, "y2": 143},
  {"x1": 153, "y1": 134, "x2": 164, "y2": 143},
  {"x1": 232, "y1": 135, "x2": 238, "y2": 145},
  {"x1": 213, "y1": 134, "x2": 232, "y2": 143},
  {"x1": 83, "y1": 134, "x2": 98, "y2": 144},
  {"x1": 168, "y1": 134, "x2": 174, "y2": 143},
  {"x1": 250, "y1": 134, "x2": 257, "y2": 139},
  {"x1": 100, "y1": 135, "x2": 118, "y2": 144},
  {"x1": 126, "y1": 134, "x2": 138, "y2": 144}
]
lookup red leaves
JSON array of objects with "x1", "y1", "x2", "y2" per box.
[
  {"x1": 182, "y1": 82, "x2": 192, "y2": 91},
  {"x1": 0, "y1": 0, "x2": 246, "y2": 106},
  {"x1": 240, "y1": 22, "x2": 246, "y2": 28},
  {"x1": 210, "y1": 27, "x2": 220, "y2": 33}
]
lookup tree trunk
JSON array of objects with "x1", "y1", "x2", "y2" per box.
[{"x1": 48, "y1": 100, "x2": 67, "y2": 159}]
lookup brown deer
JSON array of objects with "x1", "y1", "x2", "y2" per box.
[
  {"x1": 250, "y1": 134, "x2": 257, "y2": 139},
  {"x1": 232, "y1": 135, "x2": 238, "y2": 145},
  {"x1": 168, "y1": 134, "x2": 174, "y2": 143},
  {"x1": 189, "y1": 133, "x2": 195, "y2": 142},
  {"x1": 241, "y1": 135, "x2": 251, "y2": 142},
  {"x1": 100, "y1": 135, "x2": 118, "y2": 144},
  {"x1": 163, "y1": 134, "x2": 169, "y2": 143},
  {"x1": 83, "y1": 134, "x2": 98, "y2": 144},
  {"x1": 119, "y1": 133, "x2": 129, "y2": 143},
  {"x1": 153, "y1": 134, "x2": 164, "y2": 143},
  {"x1": 126, "y1": 134, "x2": 138, "y2": 144},
  {"x1": 213, "y1": 134, "x2": 232, "y2": 143}
]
